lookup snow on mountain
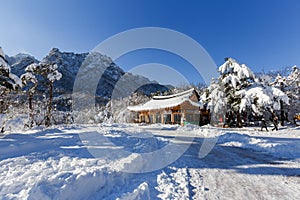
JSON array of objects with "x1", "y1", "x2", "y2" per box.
[
  {"x1": 7, "y1": 53, "x2": 39, "y2": 77},
  {"x1": 40, "y1": 48, "x2": 88, "y2": 96},
  {"x1": 7, "y1": 48, "x2": 169, "y2": 105}
]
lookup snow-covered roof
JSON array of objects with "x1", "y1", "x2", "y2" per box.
[{"x1": 127, "y1": 88, "x2": 201, "y2": 112}]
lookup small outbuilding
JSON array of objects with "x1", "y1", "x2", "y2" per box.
[{"x1": 127, "y1": 88, "x2": 203, "y2": 125}]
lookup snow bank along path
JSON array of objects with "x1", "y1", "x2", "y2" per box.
[{"x1": 0, "y1": 124, "x2": 299, "y2": 199}]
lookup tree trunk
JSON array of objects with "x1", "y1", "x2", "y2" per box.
[
  {"x1": 0, "y1": 94, "x2": 7, "y2": 114},
  {"x1": 28, "y1": 93, "x2": 34, "y2": 127},
  {"x1": 0, "y1": 98, "x2": 3, "y2": 114},
  {"x1": 279, "y1": 82, "x2": 285, "y2": 127},
  {"x1": 236, "y1": 112, "x2": 243, "y2": 128},
  {"x1": 280, "y1": 99, "x2": 284, "y2": 126},
  {"x1": 45, "y1": 82, "x2": 53, "y2": 127}
]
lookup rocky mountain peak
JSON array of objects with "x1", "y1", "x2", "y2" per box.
[{"x1": 6, "y1": 48, "x2": 170, "y2": 106}]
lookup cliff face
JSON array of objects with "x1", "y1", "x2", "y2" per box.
[{"x1": 8, "y1": 48, "x2": 169, "y2": 105}]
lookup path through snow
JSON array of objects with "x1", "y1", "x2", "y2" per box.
[{"x1": 0, "y1": 124, "x2": 299, "y2": 199}]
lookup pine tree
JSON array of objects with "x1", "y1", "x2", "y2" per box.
[
  {"x1": 271, "y1": 73, "x2": 288, "y2": 125},
  {"x1": 270, "y1": 66, "x2": 300, "y2": 125},
  {"x1": 0, "y1": 47, "x2": 21, "y2": 96},
  {"x1": 218, "y1": 58, "x2": 255, "y2": 127},
  {"x1": 286, "y1": 66, "x2": 300, "y2": 123},
  {"x1": 201, "y1": 79, "x2": 227, "y2": 125},
  {"x1": 0, "y1": 47, "x2": 21, "y2": 132},
  {"x1": 238, "y1": 83, "x2": 289, "y2": 117}
]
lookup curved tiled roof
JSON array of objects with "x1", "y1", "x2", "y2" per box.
[{"x1": 128, "y1": 88, "x2": 200, "y2": 112}]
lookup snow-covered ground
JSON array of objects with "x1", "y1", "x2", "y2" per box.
[{"x1": 0, "y1": 123, "x2": 299, "y2": 199}]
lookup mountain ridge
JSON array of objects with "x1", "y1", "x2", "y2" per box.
[{"x1": 6, "y1": 48, "x2": 170, "y2": 105}]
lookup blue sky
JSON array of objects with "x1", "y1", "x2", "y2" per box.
[{"x1": 1, "y1": 0, "x2": 300, "y2": 85}]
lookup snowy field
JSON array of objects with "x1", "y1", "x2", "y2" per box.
[{"x1": 0, "y1": 123, "x2": 299, "y2": 200}]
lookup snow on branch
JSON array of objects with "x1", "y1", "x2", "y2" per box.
[{"x1": 238, "y1": 85, "x2": 289, "y2": 114}]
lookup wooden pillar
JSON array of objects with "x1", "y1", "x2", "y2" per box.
[
  {"x1": 181, "y1": 112, "x2": 186, "y2": 126},
  {"x1": 152, "y1": 114, "x2": 156, "y2": 123},
  {"x1": 171, "y1": 112, "x2": 175, "y2": 124},
  {"x1": 182, "y1": 112, "x2": 186, "y2": 119}
]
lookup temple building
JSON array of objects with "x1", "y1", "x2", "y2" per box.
[{"x1": 127, "y1": 88, "x2": 203, "y2": 125}]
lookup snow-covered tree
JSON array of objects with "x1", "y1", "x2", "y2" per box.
[
  {"x1": 201, "y1": 79, "x2": 227, "y2": 125},
  {"x1": 287, "y1": 66, "x2": 300, "y2": 92},
  {"x1": 25, "y1": 62, "x2": 62, "y2": 126},
  {"x1": 0, "y1": 47, "x2": 21, "y2": 132},
  {"x1": 285, "y1": 66, "x2": 300, "y2": 122},
  {"x1": 108, "y1": 92, "x2": 150, "y2": 123},
  {"x1": 219, "y1": 58, "x2": 255, "y2": 89},
  {"x1": 272, "y1": 74, "x2": 287, "y2": 88},
  {"x1": 287, "y1": 66, "x2": 300, "y2": 90},
  {"x1": 0, "y1": 47, "x2": 21, "y2": 96},
  {"x1": 218, "y1": 58, "x2": 255, "y2": 126},
  {"x1": 205, "y1": 57, "x2": 292, "y2": 127},
  {"x1": 21, "y1": 71, "x2": 38, "y2": 127},
  {"x1": 238, "y1": 84, "x2": 289, "y2": 116},
  {"x1": 270, "y1": 73, "x2": 289, "y2": 125},
  {"x1": 269, "y1": 66, "x2": 300, "y2": 125}
]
